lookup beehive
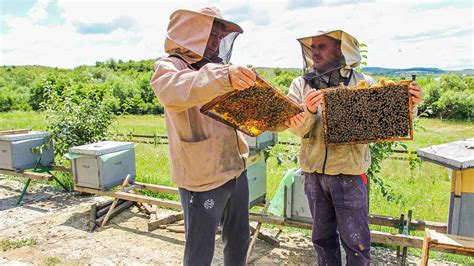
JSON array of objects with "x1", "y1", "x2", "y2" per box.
[
  {"x1": 201, "y1": 75, "x2": 303, "y2": 137},
  {"x1": 417, "y1": 139, "x2": 474, "y2": 237},
  {"x1": 0, "y1": 130, "x2": 54, "y2": 171},
  {"x1": 66, "y1": 141, "x2": 136, "y2": 191},
  {"x1": 322, "y1": 80, "x2": 413, "y2": 145},
  {"x1": 244, "y1": 132, "x2": 277, "y2": 151},
  {"x1": 247, "y1": 150, "x2": 267, "y2": 208}
]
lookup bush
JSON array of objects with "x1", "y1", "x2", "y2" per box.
[
  {"x1": 42, "y1": 80, "x2": 115, "y2": 160},
  {"x1": 419, "y1": 74, "x2": 474, "y2": 120}
]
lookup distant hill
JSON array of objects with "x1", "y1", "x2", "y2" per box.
[{"x1": 361, "y1": 67, "x2": 446, "y2": 76}]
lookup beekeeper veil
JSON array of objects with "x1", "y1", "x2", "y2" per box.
[
  {"x1": 297, "y1": 30, "x2": 362, "y2": 73},
  {"x1": 165, "y1": 7, "x2": 243, "y2": 67}
]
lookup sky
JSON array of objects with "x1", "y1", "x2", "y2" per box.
[{"x1": 0, "y1": 0, "x2": 473, "y2": 70}]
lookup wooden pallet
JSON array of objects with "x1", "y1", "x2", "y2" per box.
[{"x1": 421, "y1": 229, "x2": 474, "y2": 265}]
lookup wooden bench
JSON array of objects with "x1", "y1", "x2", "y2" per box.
[{"x1": 422, "y1": 228, "x2": 474, "y2": 265}]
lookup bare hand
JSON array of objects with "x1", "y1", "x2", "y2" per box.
[
  {"x1": 285, "y1": 111, "x2": 305, "y2": 129},
  {"x1": 305, "y1": 89, "x2": 323, "y2": 113},
  {"x1": 229, "y1": 65, "x2": 256, "y2": 91},
  {"x1": 409, "y1": 81, "x2": 423, "y2": 106}
]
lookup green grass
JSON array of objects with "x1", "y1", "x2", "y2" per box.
[
  {"x1": 0, "y1": 238, "x2": 37, "y2": 251},
  {"x1": 42, "y1": 257, "x2": 62, "y2": 266},
  {"x1": 0, "y1": 111, "x2": 473, "y2": 263}
]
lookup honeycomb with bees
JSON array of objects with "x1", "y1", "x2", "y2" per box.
[
  {"x1": 200, "y1": 75, "x2": 303, "y2": 136},
  {"x1": 321, "y1": 79, "x2": 413, "y2": 145}
]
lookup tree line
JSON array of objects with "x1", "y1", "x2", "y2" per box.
[{"x1": 0, "y1": 59, "x2": 472, "y2": 120}]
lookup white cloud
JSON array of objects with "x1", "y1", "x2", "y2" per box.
[
  {"x1": 1, "y1": 0, "x2": 473, "y2": 70},
  {"x1": 27, "y1": 0, "x2": 49, "y2": 22}
]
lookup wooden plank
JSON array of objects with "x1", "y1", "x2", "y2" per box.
[
  {"x1": 0, "y1": 129, "x2": 30, "y2": 135},
  {"x1": 120, "y1": 184, "x2": 141, "y2": 193},
  {"x1": 371, "y1": 231, "x2": 424, "y2": 249},
  {"x1": 431, "y1": 230, "x2": 474, "y2": 249},
  {"x1": 249, "y1": 213, "x2": 312, "y2": 230},
  {"x1": 421, "y1": 228, "x2": 432, "y2": 266},
  {"x1": 89, "y1": 204, "x2": 97, "y2": 232},
  {"x1": 167, "y1": 225, "x2": 185, "y2": 233},
  {"x1": 0, "y1": 168, "x2": 53, "y2": 181},
  {"x1": 101, "y1": 174, "x2": 132, "y2": 227},
  {"x1": 97, "y1": 200, "x2": 126, "y2": 217},
  {"x1": 249, "y1": 226, "x2": 280, "y2": 247},
  {"x1": 249, "y1": 213, "x2": 469, "y2": 253},
  {"x1": 423, "y1": 229, "x2": 474, "y2": 259},
  {"x1": 369, "y1": 214, "x2": 448, "y2": 232},
  {"x1": 249, "y1": 212, "x2": 447, "y2": 233},
  {"x1": 454, "y1": 170, "x2": 462, "y2": 196},
  {"x1": 95, "y1": 200, "x2": 134, "y2": 226},
  {"x1": 132, "y1": 182, "x2": 179, "y2": 195},
  {"x1": 74, "y1": 186, "x2": 183, "y2": 210},
  {"x1": 148, "y1": 212, "x2": 184, "y2": 232}
]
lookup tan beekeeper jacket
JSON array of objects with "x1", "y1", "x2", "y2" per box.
[
  {"x1": 150, "y1": 7, "x2": 248, "y2": 192},
  {"x1": 288, "y1": 30, "x2": 376, "y2": 175}
]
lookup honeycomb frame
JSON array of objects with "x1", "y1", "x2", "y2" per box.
[
  {"x1": 321, "y1": 80, "x2": 414, "y2": 145},
  {"x1": 200, "y1": 75, "x2": 303, "y2": 137}
]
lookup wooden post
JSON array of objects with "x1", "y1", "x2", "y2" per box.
[
  {"x1": 401, "y1": 210, "x2": 413, "y2": 265},
  {"x1": 421, "y1": 228, "x2": 432, "y2": 266},
  {"x1": 101, "y1": 174, "x2": 131, "y2": 227},
  {"x1": 246, "y1": 202, "x2": 269, "y2": 264},
  {"x1": 396, "y1": 213, "x2": 405, "y2": 258},
  {"x1": 89, "y1": 204, "x2": 98, "y2": 231}
]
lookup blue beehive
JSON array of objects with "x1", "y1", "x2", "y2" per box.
[
  {"x1": 247, "y1": 150, "x2": 267, "y2": 208},
  {"x1": 284, "y1": 169, "x2": 312, "y2": 223},
  {"x1": 0, "y1": 131, "x2": 54, "y2": 171},
  {"x1": 67, "y1": 141, "x2": 136, "y2": 191},
  {"x1": 244, "y1": 132, "x2": 277, "y2": 151}
]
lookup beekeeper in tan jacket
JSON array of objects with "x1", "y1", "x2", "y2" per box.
[
  {"x1": 150, "y1": 7, "x2": 256, "y2": 266},
  {"x1": 284, "y1": 30, "x2": 423, "y2": 266}
]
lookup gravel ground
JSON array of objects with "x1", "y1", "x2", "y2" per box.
[{"x1": 0, "y1": 177, "x2": 459, "y2": 265}]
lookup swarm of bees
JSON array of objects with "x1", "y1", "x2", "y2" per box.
[
  {"x1": 322, "y1": 79, "x2": 413, "y2": 145},
  {"x1": 201, "y1": 75, "x2": 303, "y2": 136}
]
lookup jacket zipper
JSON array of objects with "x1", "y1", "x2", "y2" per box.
[{"x1": 322, "y1": 144, "x2": 328, "y2": 174}]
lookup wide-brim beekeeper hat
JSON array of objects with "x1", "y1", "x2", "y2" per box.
[
  {"x1": 165, "y1": 7, "x2": 243, "y2": 64},
  {"x1": 297, "y1": 30, "x2": 362, "y2": 72}
]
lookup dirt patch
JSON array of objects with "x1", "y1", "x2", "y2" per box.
[{"x1": 0, "y1": 177, "x2": 451, "y2": 265}]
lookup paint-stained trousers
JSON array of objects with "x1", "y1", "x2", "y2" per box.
[
  {"x1": 178, "y1": 171, "x2": 249, "y2": 266},
  {"x1": 303, "y1": 172, "x2": 371, "y2": 266}
]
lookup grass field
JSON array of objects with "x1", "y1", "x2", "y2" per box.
[{"x1": 1, "y1": 111, "x2": 473, "y2": 263}]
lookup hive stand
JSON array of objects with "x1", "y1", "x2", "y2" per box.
[
  {"x1": 74, "y1": 178, "x2": 183, "y2": 227},
  {"x1": 0, "y1": 157, "x2": 70, "y2": 205},
  {"x1": 421, "y1": 229, "x2": 474, "y2": 265}
]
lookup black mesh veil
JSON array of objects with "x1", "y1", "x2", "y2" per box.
[
  {"x1": 200, "y1": 19, "x2": 241, "y2": 65},
  {"x1": 216, "y1": 32, "x2": 239, "y2": 64},
  {"x1": 300, "y1": 44, "x2": 314, "y2": 73}
]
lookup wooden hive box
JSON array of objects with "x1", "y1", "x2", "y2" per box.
[
  {"x1": 200, "y1": 75, "x2": 303, "y2": 137},
  {"x1": 321, "y1": 80, "x2": 414, "y2": 145}
]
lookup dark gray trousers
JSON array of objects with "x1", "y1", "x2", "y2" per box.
[
  {"x1": 304, "y1": 172, "x2": 371, "y2": 266},
  {"x1": 178, "y1": 171, "x2": 249, "y2": 266}
]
